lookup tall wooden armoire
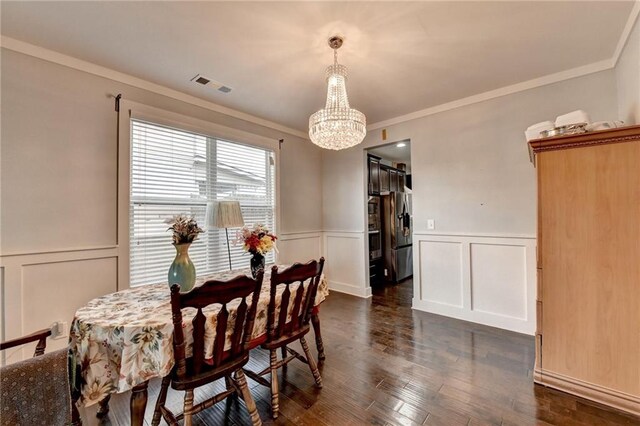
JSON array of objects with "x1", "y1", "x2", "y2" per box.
[{"x1": 529, "y1": 125, "x2": 640, "y2": 415}]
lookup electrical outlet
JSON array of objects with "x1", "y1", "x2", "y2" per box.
[
  {"x1": 427, "y1": 219, "x2": 435, "y2": 230},
  {"x1": 51, "y1": 321, "x2": 69, "y2": 339},
  {"x1": 384, "y1": 268, "x2": 388, "y2": 276}
]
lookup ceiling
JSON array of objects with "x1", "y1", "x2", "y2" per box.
[
  {"x1": 1, "y1": 1, "x2": 635, "y2": 132},
  {"x1": 369, "y1": 141, "x2": 412, "y2": 171}
]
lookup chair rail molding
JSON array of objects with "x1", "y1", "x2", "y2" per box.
[
  {"x1": 277, "y1": 231, "x2": 323, "y2": 267},
  {"x1": 412, "y1": 232, "x2": 536, "y2": 335}
]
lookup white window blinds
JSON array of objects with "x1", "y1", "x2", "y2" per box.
[{"x1": 130, "y1": 119, "x2": 276, "y2": 287}]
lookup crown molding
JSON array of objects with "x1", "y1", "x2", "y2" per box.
[
  {"x1": 367, "y1": 59, "x2": 614, "y2": 131},
  {"x1": 612, "y1": 0, "x2": 640, "y2": 67},
  {"x1": 368, "y1": 3, "x2": 638, "y2": 131},
  {"x1": 0, "y1": 36, "x2": 309, "y2": 140},
  {"x1": 2, "y1": 2, "x2": 637, "y2": 139},
  {"x1": 528, "y1": 124, "x2": 640, "y2": 157}
]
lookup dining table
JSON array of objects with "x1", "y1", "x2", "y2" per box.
[{"x1": 69, "y1": 264, "x2": 328, "y2": 426}]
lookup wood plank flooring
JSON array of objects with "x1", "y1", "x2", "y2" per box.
[{"x1": 81, "y1": 279, "x2": 639, "y2": 425}]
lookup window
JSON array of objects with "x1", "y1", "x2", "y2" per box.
[{"x1": 130, "y1": 119, "x2": 276, "y2": 286}]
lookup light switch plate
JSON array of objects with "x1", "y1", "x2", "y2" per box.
[{"x1": 427, "y1": 219, "x2": 435, "y2": 230}]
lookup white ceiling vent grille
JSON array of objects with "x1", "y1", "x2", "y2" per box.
[{"x1": 190, "y1": 74, "x2": 232, "y2": 94}]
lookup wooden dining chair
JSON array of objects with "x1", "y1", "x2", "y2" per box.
[
  {"x1": 152, "y1": 273, "x2": 264, "y2": 426},
  {"x1": 0, "y1": 328, "x2": 81, "y2": 426},
  {"x1": 244, "y1": 257, "x2": 325, "y2": 419},
  {"x1": 311, "y1": 310, "x2": 326, "y2": 361}
]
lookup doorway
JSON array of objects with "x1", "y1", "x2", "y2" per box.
[{"x1": 365, "y1": 140, "x2": 413, "y2": 300}]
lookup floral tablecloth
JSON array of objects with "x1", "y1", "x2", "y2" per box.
[{"x1": 70, "y1": 265, "x2": 328, "y2": 406}]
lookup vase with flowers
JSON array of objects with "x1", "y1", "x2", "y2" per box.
[
  {"x1": 238, "y1": 224, "x2": 278, "y2": 278},
  {"x1": 165, "y1": 214, "x2": 204, "y2": 292}
]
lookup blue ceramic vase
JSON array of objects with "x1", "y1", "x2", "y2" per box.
[{"x1": 168, "y1": 243, "x2": 196, "y2": 292}]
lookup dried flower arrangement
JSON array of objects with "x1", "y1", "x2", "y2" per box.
[
  {"x1": 237, "y1": 224, "x2": 277, "y2": 255},
  {"x1": 165, "y1": 214, "x2": 204, "y2": 245}
]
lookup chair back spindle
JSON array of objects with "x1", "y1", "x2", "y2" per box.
[
  {"x1": 268, "y1": 258, "x2": 325, "y2": 341},
  {"x1": 170, "y1": 272, "x2": 263, "y2": 378}
]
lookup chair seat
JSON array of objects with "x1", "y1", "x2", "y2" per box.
[
  {"x1": 171, "y1": 353, "x2": 250, "y2": 391},
  {"x1": 261, "y1": 324, "x2": 311, "y2": 350}
]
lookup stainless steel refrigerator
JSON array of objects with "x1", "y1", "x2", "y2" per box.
[{"x1": 381, "y1": 192, "x2": 413, "y2": 282}]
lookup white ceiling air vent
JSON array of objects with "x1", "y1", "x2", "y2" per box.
[{"x1": 190, "y1": 74, "x2": 232, "y2": 94}]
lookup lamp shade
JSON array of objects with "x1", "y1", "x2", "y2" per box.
[{"x1": 205, "y1": 201, "x2": 244, "y2": 229}]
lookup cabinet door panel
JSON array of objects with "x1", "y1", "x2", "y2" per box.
[
  {"x1": 389, "y1": 170, "x2": 398, "y2": 192},
  {"x1": 380, "y1": 168, "x2": 390, "y2": 192},
  {"x1": 368, "y1": 157, "x2": 380, "y2": 195},
  {"x1": 538, "y1": 141, "x2": 640, "y2": 395}
]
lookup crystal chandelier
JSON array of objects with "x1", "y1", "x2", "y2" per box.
[{"x1": 309, "y1": 36, "x2": 366, "y2": 150}]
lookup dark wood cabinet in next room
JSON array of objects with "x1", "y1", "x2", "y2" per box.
[
  {"x1": 389, "y1": 169, "x2": 398, "y2": 191},
  {"x1": 368, "y1": 155, "x2": 381, "y2": 195},
  {"x1": 380, "y1": 167, "x2": 390, "y2": 192},
  {"x1": 368, "y1": 154, "x2": 405, "y2": 195}
]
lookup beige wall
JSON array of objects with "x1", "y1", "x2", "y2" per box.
[
  {"x1": 321, "y1": 69, "x2": 619, "y2": 332},
  {"x1": 616, "y1": 14, "x2": 640, "y2": 125},
  {"x1": 391, "y1": 71, "x2": 618, "y2": 236},
  {"x1": 0, "y1": 48, "x2": 322, "y2": 359},
  {"x1": 1, "y1": 49, "x2": 322, "y2": 251},
  {"x1": 1, "y1": 29, "x2": 635, "y2": 349},
  {"x1": 323, "y1": 70, "x2": 618, "y2": 236}
]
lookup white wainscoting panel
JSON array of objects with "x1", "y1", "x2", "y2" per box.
[
  {"x1": 0, "y1": 267, "x2": 4, "y2": 343},
  {"x1": 21, "y1": 257, "x2": 118, "y2": 356},
  {"x1": 277, "y1": 231, "x2": 322, "y2": 265},
  {"x1": 418, "y1": 241, "x2": 464, "y2": 308},
  {"x1": 413, "y1": 233, "x2": 536, "y2": 335},
  {"x1": 470, "y1": 243, "x2": 527, "y2": 320},
  {"x1": 322, "y1": 231, "x2": 370, "y2": 298},
  {"x1": 0, "y1": 247, "x2": 119, "y2": 364}
]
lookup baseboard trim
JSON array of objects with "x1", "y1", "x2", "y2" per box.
[
  {"x1": 533, "y1": 367, "x2": 543, "y2": 382},
  {"x1": 534, "y1": 369, "x2": 640, "y2": 416},
  {"x1": 412, "y1": 298, "x2": 534, "y2": 335},
  {"x1": 328, "y1": 280, "x2": 372, "y2": 298}
]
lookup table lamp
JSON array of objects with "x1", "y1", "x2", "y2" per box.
[{"x1": 205, "y1": 200, "x2": 244, "y2": 270}]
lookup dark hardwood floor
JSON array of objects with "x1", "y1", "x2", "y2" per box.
[{"x1": 83, "y1": 279, "x2": 639, "y2": 425}]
